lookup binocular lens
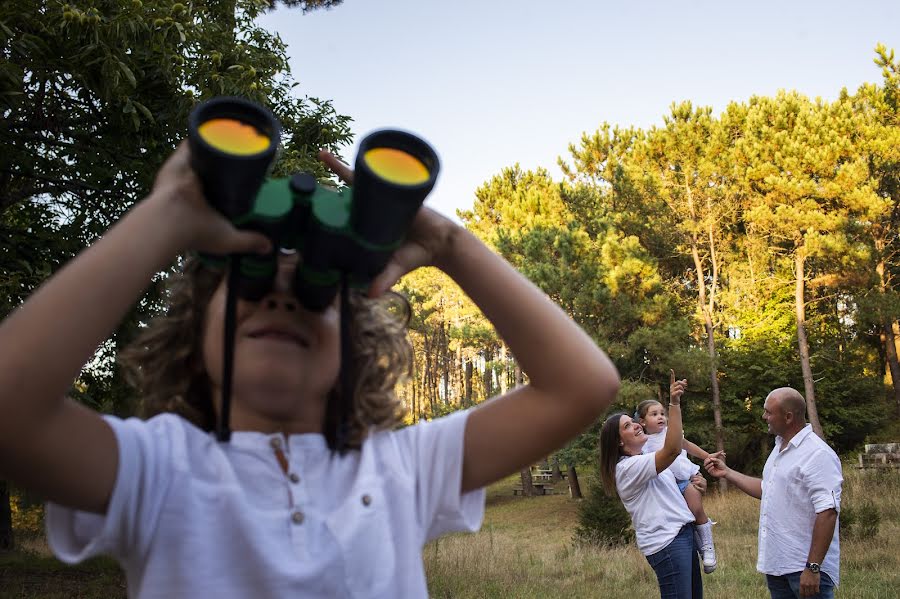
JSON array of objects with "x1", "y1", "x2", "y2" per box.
[
  {"x1": 363, "y1": 147, "x2": 430, "y2": 185},
  {"x1": 198, "y1": 118, "x2": 271, "y2": 156}
]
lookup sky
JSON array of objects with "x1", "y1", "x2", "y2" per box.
[{"x1": 258, "y1": 0, "x2": 900, "y2": 221}]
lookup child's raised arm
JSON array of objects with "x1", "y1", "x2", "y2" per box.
[
  {"x1": 654, "y1": 371, "x2": 686, "y2": 474},
  {"x1": 0, "y1": 143, "x2": 270, "y2": 513},
  {"x1": 683, "y1": 439, "x2": 711, "y2": 461},
  {"x1": 319, "y1": 151, "x2": 621, "y2": 493}
]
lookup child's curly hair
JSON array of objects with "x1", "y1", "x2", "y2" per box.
[{"x1": 118, "y1": 255, "x2": 411, "y2": 450}]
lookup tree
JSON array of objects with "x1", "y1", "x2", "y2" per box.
[
  {"x1": 853, "y1": 45, "x2": 900, "y2": 412},
  {"x1": 742, "y1": 92, "x2": 864, "y2": 439},
  {"x1": 0, "y1": 0, "x2": 350, "y2": 550}
]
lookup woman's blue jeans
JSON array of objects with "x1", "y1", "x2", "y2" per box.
[{"x1": 645, "y1": 523, "x2": 703, "y2": 598}]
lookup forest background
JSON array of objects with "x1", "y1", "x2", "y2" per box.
[{"x1": 1, "y1": 0, "x2": 899, "y2": 549}]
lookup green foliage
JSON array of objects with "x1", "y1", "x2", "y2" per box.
[
  {"x1": 1, "y1": 0, "x2": 352, "y2": 409},
  {"x1": 573, "y1": 479, "x2": 634, "y2": 548},
  {"x1": 840, "y1": 499, "x2": 881, "y2": 542}
]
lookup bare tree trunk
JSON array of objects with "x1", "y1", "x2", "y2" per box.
[
  {"x1": 499, "y1": 343, "x2": 508, "y2": 394},
  {"x1": 795, "y1": 253, "x2": 824, "y2": 438},
  {"x1": 513, "y1": 364, "x2": 536, "y2": 496},
  {"x1": 567, "y1": 465, "x2": 583, "y2": 499},
  {"x1": 691, "y1": 230, "x2": 727, "y2": 492},
  {"x1": 551, "y1": 457, "x2": 563, "y2": 482},
  {"x1": 0, "y1": 481, "x2": 12, "y2": 551},
  {"x1": 463, "y1": 357, "x2": 473, "y2": 408},
  {"x1": 519, "y1": 468, "x2": 536, "y2": 497},
  {"x1": 876, "y1": 259, "x2": 900, "y2": 414},
  {"x1": 483, "y1": 346, "x2": 494, "y2": 400}
]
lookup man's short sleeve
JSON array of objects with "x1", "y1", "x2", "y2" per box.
[
  {"x1": 616, "y1": 453, "x2": 658, "y2": 500},
  {"x1": 46, "y1": 415, "x2": 175, "y2": 564},
  {"x1": 804, "y1": 447, "x2": 843, "y2": 514},
  {"x1": 391, "y1": 409, "x2": 486, "y2": 543}
]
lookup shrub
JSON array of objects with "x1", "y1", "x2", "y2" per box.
[
  {"x1": 573, "y1": 480, "x2": 634, "y2": 547},
  {"x1": 840, "y1": 499, "x2": 880, "y2": 541}
]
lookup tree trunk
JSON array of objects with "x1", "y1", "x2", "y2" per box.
[
  {"x1": 795, "y1": 253, "x2": 824, "y2": 438},
  {"x1": 876, "y1": 259, "x2": 900, "y2": 414},
  {"x1": 514, "y1": 363, "x2": 537, "y2": 496},
  {"x1": 482, "y1": 346, "x2": 494, "y2": 400},
  {"x1": 567, "y1": 464, "x2": 583, "y2": 499},
  {"x1": 499, "y1": 343, "x2": 508, "y2": 394},
  {"x1": 704, "y1": 315, "x2": 727, "y2": 492},
  {"x1": 0, "y1": 481, "x2": 13, "y2": 551},
  {"x1": 463, "y1": 357, "x2": 473, "y2": 408},
  {"x1": 690, "y1": 233, "x2": 727, "y2": 492},
  {"x1": 519, "y1": 468, "x2": 536, "y2": 497},
  {"x1": 883, "y1": 318, "x2": 900, "y2": 415},
  {"x1": 551, "y1": 457, "x2": 563, "y2": 482}
]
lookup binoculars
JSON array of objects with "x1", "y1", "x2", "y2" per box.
[{"x1": 187, "y1": 96, "x2": 440, "y2": 311}]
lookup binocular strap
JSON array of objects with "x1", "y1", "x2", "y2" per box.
[
  {"x1": 216, "y1": 256, "x2": 240, "y2": 442},
  {"x1": 336, "y1": 275, "x2": 354, "y2": 452}
]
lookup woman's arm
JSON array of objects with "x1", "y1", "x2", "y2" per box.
[
  {"x1": 0, "y1": 143, "x2": 270, "y2": 512},
  {"x1": 654, "y1": 371, "x2": 686, "y2": 474}
]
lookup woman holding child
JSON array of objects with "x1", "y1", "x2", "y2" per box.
[{"x1": 598, "y1": 372, "x2": 713, "y2": 599}]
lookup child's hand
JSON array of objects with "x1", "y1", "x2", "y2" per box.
[
  {"x1": 669, "y1": 369, "x2": 687, "y2": 404},
  {"x1": 689, "y1": 473, "x2": 707, "y2": 495},
  {"x1": 149, "y1": 142, "x2": 272, "y2": 256},
  {"x1": 318, "y1": 150, "x2": 460, "y2": 297}
]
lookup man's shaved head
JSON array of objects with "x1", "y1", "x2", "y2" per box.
[{"x1": 769, "y1": 387, "x2": 806, "y2": 421}]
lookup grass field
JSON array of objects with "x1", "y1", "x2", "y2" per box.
[
  {"x1": 1, "y1": 466, "x2": 897, "y2": 598},
  {"x1": 425, "y1": 467, "x2": 900, "y2": 598}
]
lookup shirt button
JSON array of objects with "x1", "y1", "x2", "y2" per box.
[
  {"x1": 270, "y1": 437, "x2": 283, "y2": 450},
  {"x1": 361, "y1": 494, "x2": 372, "y2": 507},
  {"x1": 291, "y1": 510, "x2": 304, "y2": 524},
  {"x1": 289, "y1": 473, "x2": 300, "y2": 484}
]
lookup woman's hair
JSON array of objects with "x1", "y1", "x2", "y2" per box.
[
  {"x1": 118, "y1": 255, "x2": 411, "y2": 450},
  {"x1": 598, "y1": 412, "x2": 627, "y2": 497},
  {"x1": 635, "y1": 399, "x2": 663, "y2": 424}
]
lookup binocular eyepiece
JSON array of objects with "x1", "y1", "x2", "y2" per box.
[{"x1": 187, "y1": 96, "x2": 440, "y2": 310}]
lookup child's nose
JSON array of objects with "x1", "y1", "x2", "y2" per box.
[{"x1": 273, "y1": 252, "x2": 300, "y2": 294}]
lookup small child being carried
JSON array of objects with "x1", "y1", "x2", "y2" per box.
[{"x1": 636, "y1": 399, "x2": 719, "y2": 574}]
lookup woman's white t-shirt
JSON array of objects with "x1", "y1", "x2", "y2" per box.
[
  {"x1": 46, "y1": 410, "x2": 485, "y2": 599},
  {"x1": 641, "y1": 427, "x2": 701, "y2": 481},
  {"x1": 615, "y1": 453, "x2": 694, "y2": 556}
]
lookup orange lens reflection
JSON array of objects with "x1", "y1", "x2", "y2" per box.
[
  {"x1": 363, "y1": 147, "x2": 430, "y2": 185},
  {"x1": 198, "y1": 118, "x2": 270, "y2": 156}
]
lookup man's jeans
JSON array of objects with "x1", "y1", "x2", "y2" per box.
[
  {"x1": 645, "y1": 523, "x2": 703, "y2": 598},
  {"x1": 766, "y1": 571, "x2": 835, "y2": 599}
]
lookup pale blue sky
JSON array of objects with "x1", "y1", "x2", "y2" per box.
[{"x1": 259, "y1": 0, "x2": 899, "y2": 220}]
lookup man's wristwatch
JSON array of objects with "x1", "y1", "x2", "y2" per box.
[{"x1": 805, "y1": 562, "x2": 821, "y2": 574}]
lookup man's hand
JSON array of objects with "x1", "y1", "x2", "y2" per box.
[
  {"x1": 799, "y1": 568, "x2": 820, "y2": 597},
  {"x1": 704, "y1": 453, "x2": 728, "y2": 479}
]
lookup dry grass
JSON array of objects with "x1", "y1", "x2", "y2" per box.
[
  {"x1": 425, "y1": 467, "x2": 900, "y2": 598},
  {"x1": 1, "y1": 466, "x2": 897, "y2": 598}
]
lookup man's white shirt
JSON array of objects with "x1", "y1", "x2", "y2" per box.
[{"x1": 758, "y1": 424, "x2": 842, "y2": 584}]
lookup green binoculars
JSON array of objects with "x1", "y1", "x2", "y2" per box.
[{"x1": 187, "y1": 96, "x2": 440, "y2": 311}]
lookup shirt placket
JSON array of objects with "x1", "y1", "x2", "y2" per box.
[{"x1": 269, "y1": 436, "x2": 309, "y2": 557}]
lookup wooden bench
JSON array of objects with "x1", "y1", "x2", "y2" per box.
[
  {"x1": 512, "y1": 483, "x2": 554, "y2": 496},
  {"x1": 858, "y1": 443, "x2": 900, "y2": 469}
]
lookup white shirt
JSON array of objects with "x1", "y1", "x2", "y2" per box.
[
  {"x1": 641, "y1": 427, "x2": 700, "y2": 482},
  {"x1": 616, "y1": 453, "x2": 695, "y2": 556},
  {"x1": 758, "y1": 424, "x2": 842, "y2": 585},
  {"x1": 46, "y1": 410, "x2": 485, "y2": 599}
]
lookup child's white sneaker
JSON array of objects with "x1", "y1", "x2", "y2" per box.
[
  {"x1": 695, "y1": 520, "x2": 717, "y2": 574},
  {"x1": 700, "y1": 543, "x2": 717, "y2": 574}
]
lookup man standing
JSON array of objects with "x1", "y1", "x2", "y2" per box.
[{"x1": 704, "y1": 387, "x2": 842, "y2": 599}]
